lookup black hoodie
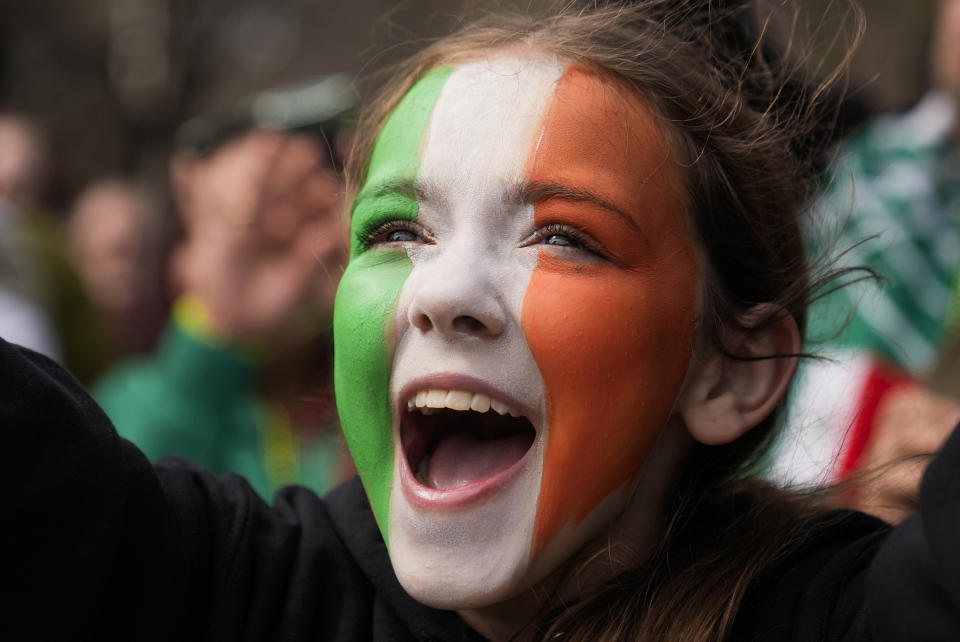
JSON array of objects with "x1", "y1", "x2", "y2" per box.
[{"x1": 2, "y1": 338, "x2": 958, "y2": 640}]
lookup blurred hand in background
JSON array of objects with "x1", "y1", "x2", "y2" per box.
[{"x1": 170, "y1": 129, "x2": 347, "y2": 346}]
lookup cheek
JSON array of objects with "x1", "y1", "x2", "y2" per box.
[
  {"x1": 333, "y1": 252, "x2": 412, "y2": 533},
  {"x1": 520, "y1": 252, "x2": 699, "y2": 552}
]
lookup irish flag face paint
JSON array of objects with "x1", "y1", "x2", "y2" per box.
[{"x1": 334, "y1": 57, "x2": 700, "y2": 609}]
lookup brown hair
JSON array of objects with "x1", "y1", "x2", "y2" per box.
[{"x1": 346, "y1": 1, "x2": 862, "y2": 639}]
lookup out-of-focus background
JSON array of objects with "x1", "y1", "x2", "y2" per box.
[
  {"x1": 0, "y1": 0, "x2": 463, "y2": 209},
  {"x1": 0, "y1": 0, "x2": 938, "y2": 210},
  {"x1": 2, "y1": 0, "x2": 957, "y2": 507}
]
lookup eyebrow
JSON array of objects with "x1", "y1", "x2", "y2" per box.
[
  {"x1": 516, "y1": 181, "x2": 642, "y2": 232},
  {"x1": 363, "y1": 177, "x2": 456, "y2": 215},
  {"x1": 367, "y1": 177, "x2": 444, "y2": 204},
  {"x1": 368, "y1": 178, "x2": 417, "y2": 200}
]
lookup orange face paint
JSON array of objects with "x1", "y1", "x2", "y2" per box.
[{"x1": 521, "y1": 67, "x2": 700, "y2": 552}]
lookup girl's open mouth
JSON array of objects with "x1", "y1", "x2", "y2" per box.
[{"x1": 400, "y1": 388, "x2": 537, "y2": 493}]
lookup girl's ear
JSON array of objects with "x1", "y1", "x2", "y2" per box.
[{"x1": 678, "y1": 307, "x2": 800, "y2": 446}]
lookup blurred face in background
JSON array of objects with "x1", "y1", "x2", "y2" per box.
[
  {"x1": 0, "y1": 115, "x2": 48, "y2": 211},
  {"x1": 69, "y1": 179, "x2": 159, "y2": 317},
  {"x1": 932, "y1": 0, "x2": 960, "y2": 101}
]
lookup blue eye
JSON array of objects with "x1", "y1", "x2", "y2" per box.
[
  {"x1": 538, "y1": 226, "x2": 588, "y2": 251},
  {"x1": 385, "y1": 229, "x2": 419, "y2": 243},
  {"x1": 523, "y1": 223, "x2": 609, "y2": 262},
  {"x1": 545, "y1": 233, "x2": 576, "y2": 247},
  {"x1": 365, "y1": 220, "x2": 432, "y2": 248}
]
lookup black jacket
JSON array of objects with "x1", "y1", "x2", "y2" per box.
[{"x1": 2, "y1": 338, "x2": 959, "y2": 641}]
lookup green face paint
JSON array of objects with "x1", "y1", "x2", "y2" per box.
[{"x1": 333, "y1": 67, "x2": 453, "y2": 537}]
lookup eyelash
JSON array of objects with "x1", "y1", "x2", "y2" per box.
[
  {"x1": 359, "y1": 219, "x2": 607, "y2": 260},
  {"x1": 362, "y1": 219, "x2": 432, "y2": 248},
  {"x1": 526, "y1": 223, "x2": 606, "y2": 258}
]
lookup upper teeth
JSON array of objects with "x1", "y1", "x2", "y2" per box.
[{"x1": 407, "y1": 389, "x2": 520, "y2": 417}]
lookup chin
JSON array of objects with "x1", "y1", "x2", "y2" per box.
[
  {"x1": 390, "y1": 468, "x2": 644, "y2": 612},
  {"x1": 393, "y1": 551, "x2": 529, "y2": 610}
]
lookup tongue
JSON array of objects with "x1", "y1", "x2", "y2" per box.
[{"x1": 427, "y1": 431, "x2": 531, "y2": 490}]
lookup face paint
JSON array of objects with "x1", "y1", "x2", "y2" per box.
[
  {"x1": 522, "y1": 68, "x2": 700, "y2": 554},
  {"x1": 334, "y1": 57, "x2": 699, "y2": 610},
  {"x1": 333, "y1": 67, "x2": 453, "y2": 533}
]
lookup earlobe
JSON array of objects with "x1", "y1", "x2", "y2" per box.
[{"x1": 679, "y1": 307, "x2": 801, "y2": 446}]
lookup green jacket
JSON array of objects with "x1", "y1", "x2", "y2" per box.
[{"x1": 94, "y1": 321, "x2": 343, "y2": 499}]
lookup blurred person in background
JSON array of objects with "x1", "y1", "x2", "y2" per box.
[
  {"x1": 770, "y1": 0, "x2": 960, "y2": 521},
  {"x1": 68, "y1": 178, "x2": 168, "y2": 357},
  {"x1": 0, "y1": 113, "x2": 47, "y2": 211},
  {"x1": 0, "y1": 112, "x2": 112, "y2": 383},
  {"x1": 0, "y1": 113, "x2": 60, "y2": 359},
  {"x1": 94, "y1": 128, "x2": 351, "y2": 498}
]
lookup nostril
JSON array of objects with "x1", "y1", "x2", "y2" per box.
[
  {"x1": 412, "y1": 311, "x2": 433, "y2": 333},
  {"x1": 452, "y1": 315, "x2": 488, "y2": 335}
]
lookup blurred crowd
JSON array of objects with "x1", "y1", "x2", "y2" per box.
[
  {"x1": 0, "y1": 107, "x2": 353, "y2": 498},
  {"x1": 2, "y1": 0, "x2": 960, "y2": 514}
]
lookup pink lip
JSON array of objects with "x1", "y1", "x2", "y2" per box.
[{"x1": 395, "y1": 373, "x2": 540, "y2": 511}]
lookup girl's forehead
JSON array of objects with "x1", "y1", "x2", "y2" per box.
[
  {"x1": 354, "y1": 56, "x2": 687, "y2": 251},
  {"x1": 412, "y1": 58, "x2": 566, "y2": 202},
  {"x1": 371, "y1": 57, "x2": 684, "y2": 232}
]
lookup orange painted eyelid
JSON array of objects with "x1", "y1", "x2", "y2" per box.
[
  {"x1": 530, "y1": 223, "x2": 633, "y2": 269},
  {"x1": 521, "y1": 181, "x2": 643, "y2": 234},
  {"x1": 534, "y1": 201, "x2": 652, "y2": 266}
]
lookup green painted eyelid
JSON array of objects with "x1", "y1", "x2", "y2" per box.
[{"x1": 350, "y1": 193, "x2": 419, "y2": 257}]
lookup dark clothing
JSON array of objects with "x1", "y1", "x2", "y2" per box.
[{"x1": 2, "y1": 338, "x2": 959, "y2": 641}]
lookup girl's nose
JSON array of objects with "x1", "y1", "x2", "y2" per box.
[{"x1": 406, "y1": 266, "x2": 507, "y2": 340}]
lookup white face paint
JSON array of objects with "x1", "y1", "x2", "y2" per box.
[{"x1": 387, "y1": 58, "x2": 564, "y2": 608}]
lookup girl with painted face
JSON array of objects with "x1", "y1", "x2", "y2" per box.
[
  {"x1": 4, "y1": 2, "x2": 960, "y2": 641},
  {"x1": 321, "y1": 0, "x2": 960, "y2": 637},
  {"x1": 333, "y1": 2, "x2": 836, "y2": 638}
]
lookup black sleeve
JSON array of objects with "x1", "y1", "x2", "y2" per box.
[
  {"x1": 731, "y1": 426, "x2": 960, "y2": 642},
  {"x1": 1, "y1": 338, "x2": 187, "y2": 638},
  {"x1": 0, "y1": 338, "x2": 375, "y2": 641},
  {"x1": 866, "y1": 423, "x2": 960, "y2": 641}
]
